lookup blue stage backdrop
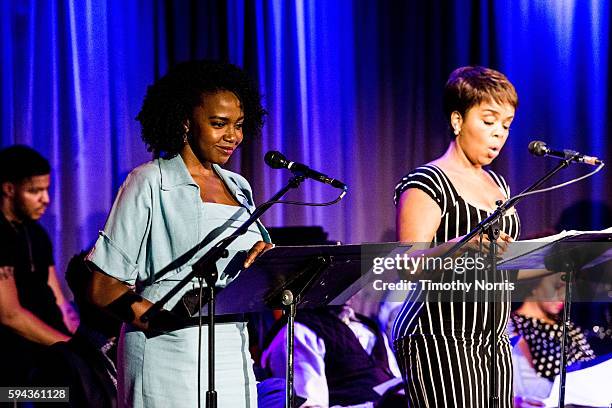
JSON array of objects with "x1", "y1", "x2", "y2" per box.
[{"x1": 1, "y1": 0, "x2": 610, "y2": 295}]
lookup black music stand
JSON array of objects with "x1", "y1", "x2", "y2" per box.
[
  {"x1": 499, "y1": 229, "x2": 612, "y2": 408},
  {"x1": 199, "y1": 242, "x2": 406, "y2": 408}
]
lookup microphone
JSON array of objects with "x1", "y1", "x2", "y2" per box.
[
  {"x1": 528, "y1": 140, "x2": 603, "y2": 166},
  {"x1": 264, "y1": 151, "x2": 348, "y2": 190}
]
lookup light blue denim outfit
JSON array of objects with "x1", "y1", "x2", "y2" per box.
[{"x1": 87, "y1": 155, "x2": 270, "y2": 408}]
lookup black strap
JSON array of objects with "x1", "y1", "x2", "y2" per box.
[{"x1": 184, "y1": 314, "x2": 247, "y2": 326}]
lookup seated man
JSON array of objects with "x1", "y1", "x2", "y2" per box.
[
  {"x1": 0, "y1": 145, "x2": 78, "y2": 385},
  {"x1": 261, "y1": 303, "x2": 402, "y2": 408}
]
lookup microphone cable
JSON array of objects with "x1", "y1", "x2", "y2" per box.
[
  {"x1": 507, "y1": 162, "x2": 604, "y2": 203},
  {"x1": 201, "y1": 188, "x2": 348, "y2": 257},
  {"x1": 256, "y1": 188, "x2": 348, "y2": 209}
]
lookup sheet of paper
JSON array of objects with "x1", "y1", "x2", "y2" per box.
[
  {"x1": 498, "y1": 228, "x2": 612, "y2": 269},
  {"x1": 542, "y1": 357, "x2": 612, "y2": 407}
]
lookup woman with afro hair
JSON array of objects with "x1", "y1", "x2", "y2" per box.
[{"x1": 86, "y1": 60, "x2": 272, "y2": 407}]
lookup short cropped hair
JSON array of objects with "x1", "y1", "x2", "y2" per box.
[
  {"x1": 136, "y1": 60, "x2": 266, "y2": 157},
  {"x1": 443, "y1": 66, "x2": 518, "y2": 128},
  {"x1": 0, "y1": 145, "x2": 50, "y2": 184}
]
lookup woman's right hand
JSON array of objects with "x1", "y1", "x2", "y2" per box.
[
  {"x1": 454, "y1": 230, "x2": 514, "y2": 256},
  {"x1": 88, "y1": 266, "x2": 154, "y2": 331}
]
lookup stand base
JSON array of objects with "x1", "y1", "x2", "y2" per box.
[{"x1": 206, "y1": 390, "x2": 217, "y2": 408}]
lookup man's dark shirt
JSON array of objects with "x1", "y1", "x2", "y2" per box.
[{"x1": 0, "y1": 212, "x2": 67, "y2": 385}]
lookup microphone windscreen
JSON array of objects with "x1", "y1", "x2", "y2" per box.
[
  {"x1": 264, "y1": 151, "x2": 288, "y2": 169},
  {"x1": 528, "y1": 140, "x2": 548, "y2": 157}
]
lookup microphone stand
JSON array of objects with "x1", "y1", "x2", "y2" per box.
[
  {"x1": 557, "y1": 256, "x2": 575, "y2": 408},
  {"x1": 141, "y1": 173, "x2": 306, "y2": 408},
  {"x1": 443, "y1": 157, "x2": 576, "y2": 408}
]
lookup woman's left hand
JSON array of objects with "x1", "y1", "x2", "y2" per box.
[
  {"x1": 244, "y1": 241, "x2": 275, "y2": 268},
  {"x1": 496, "y1": 231, "x2": 514, "y2": 254}
]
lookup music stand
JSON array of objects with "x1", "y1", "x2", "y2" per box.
[
  {"x1": 199, "y1": 242, "x2": 407, "y2": 408},
  {"x1": 499, "y1": 230, "x2": 612, "y2": 408}
]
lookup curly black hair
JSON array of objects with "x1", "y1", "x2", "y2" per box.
[{"x1": 136, "y1": 60, "x2": 266, "y2": 157}]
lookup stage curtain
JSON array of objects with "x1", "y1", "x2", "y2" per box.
[{"x1": 1, "y1": 0, "x2": 610, "y2": 287}]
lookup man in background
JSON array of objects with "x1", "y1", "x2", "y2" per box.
[
  {"x1": 0, "y1": 145, "x2": 78, "y2": 385},
  {"x1": 262, "y1": 303, "x2": 403, "y2": 408}
]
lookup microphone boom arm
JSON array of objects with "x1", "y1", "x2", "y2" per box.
[
  {"x1": 140, "y1": 174, "x2": 307, "y2": 323},
  {"x1": 444, "y1": 156, "x2": 574, "y2": 258}
]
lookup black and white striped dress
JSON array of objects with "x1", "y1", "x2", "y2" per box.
[{"x1": 392, "y1": 164, "x2": 521, "y2": 408}]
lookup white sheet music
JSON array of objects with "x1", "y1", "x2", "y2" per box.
[
  {"x1": 542, "y1": 357, "x2": 612, "y2": 407},
  {"x1": 498, "y1": 227, "x2": 612, "y2": 270}
]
